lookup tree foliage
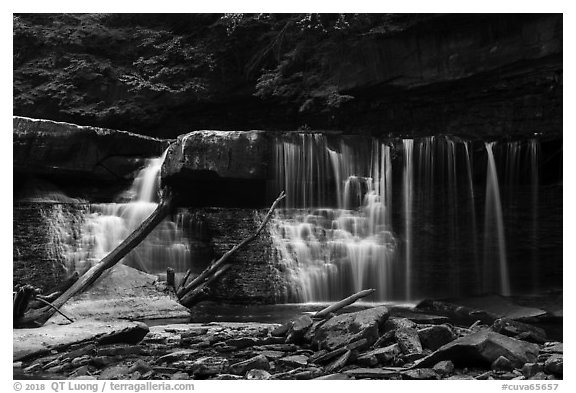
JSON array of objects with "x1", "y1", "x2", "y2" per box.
[{"x1": 13, "y1": 13, "x2": 429, "y2": 135}]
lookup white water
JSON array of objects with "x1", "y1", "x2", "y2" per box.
[
  {"x1": 39, "y1": 134, "x2": 544, "y2": 301},
  {"x1": 62, "y1": 152, "x2": 191, "y2": 276},
  {"x1": 272, "y1": 134, "x2": 538, "y2": 301},
  {"x1": 463, "y1": 141, "x2": 480, "y2": 278},
  {"x1": 272, "y1": 134, "x2": 397, "y2": 301},
  {"x1": 402, "y1": 139, "x2": 414, "y2": 300},
  {"x1": 484, "y1": 142, "x2": 510, "y2": 296}
]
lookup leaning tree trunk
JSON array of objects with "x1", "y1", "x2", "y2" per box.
[{"x1": 14, "y1": 189, "x2": 175, "y2": 328}]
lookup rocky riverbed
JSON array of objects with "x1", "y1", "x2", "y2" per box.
[{"x1": 13, "y1": 301, "x2": 563, "y2": 381}]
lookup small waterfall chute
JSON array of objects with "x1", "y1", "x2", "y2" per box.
[
  {"x1": 62, "y1": 151, "x2": 192, "y2": 276},
  {"x1": 484, "y1": 142, "x2": 510, "y2": 296}
]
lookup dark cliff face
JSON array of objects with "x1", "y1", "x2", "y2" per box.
[
  {"x1": 13, "y1": 14, "x2": 562, "y2": 139},
  {"x1": 331, "y1": 14, "x2": 562, "y2": 138}
]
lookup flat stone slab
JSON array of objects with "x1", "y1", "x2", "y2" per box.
[
  {"x1": 13, "y1": 116, "x2": 168, "y2": 182},
  {"x1": 146, "y1": 322, "x2": 280, "y2": 343},
  {"x1": 13, "y1": 320, "x2": 149, "y2": 361},
  {"x1": 446, "y1": 295, "x2": 547, "y2": 320},
  {"x1": 391, "y1": 308, "x2": 450, "y2": 324},
  {"x1": 343, "y1": 367, "x2": 402, "y2": 379},
  {"x1": 48, "y1": 264, "x2": 189, "y2": 323}
]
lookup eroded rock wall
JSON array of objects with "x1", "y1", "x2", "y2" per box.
[
  {"x1": 13, "y1": 202, "x2": 88, "y2": 292},
  {"x1": 180, "y1": 207, "x2": 290, "y2": 304},
  {"x1": 328, "y1": 14, "x2": 562, "y2": 138}
]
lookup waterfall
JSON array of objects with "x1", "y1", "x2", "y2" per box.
[
  {"x1": 271, "y1": 134, "x2": 545, "y2": 301},
  {"x1": 402, "y1": 139, "x2": 414, "y2": 300},
  {"x1": 484, "y1": 142, "x2": 510, "y2": 296},
  {"x1": 62, "y1": 151, "x2": 191, "y2": 276},
  {"x1": 272, "y1": 135, "x2": 397, "y2": 301},
  {"x1": 35, "y1": 132, "x2": 549, "y2": 301},
  {"x1": 464, "y1": 141, "x2": 480, "y2": 282},
  {"x1": 274, "y1": 134, "x2": 333, "y2": 208},
  {"x1": 498, "y1": 139, "x2": 541, "y2": 291}
]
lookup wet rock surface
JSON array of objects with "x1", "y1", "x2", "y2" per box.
[
  {"x1": 14, "y1": 302, "x2": 563, "y2": 381},
  {"x1": 13, "y1": 116, "x2": 169, "y2": 184},
  {"x1": 418, "y1": 324, "x2": 458, "y2": 350},
  {"x1": 312, "y1": 306, "x2": 389, "y2": 350},
  {"x1": 416, "y1": 330, "x2": 540, "y2": 369}
]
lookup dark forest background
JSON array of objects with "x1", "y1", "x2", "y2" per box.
[{"x1": 13, "y1": 13, "x2": 562, "y2": 139}]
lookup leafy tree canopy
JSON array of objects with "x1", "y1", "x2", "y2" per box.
[{"x1": 13, "y1": 13, "x2": 429, "y2": 136}]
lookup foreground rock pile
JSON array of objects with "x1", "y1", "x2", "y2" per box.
[{"x1": 13, "y1": 305, "x2": 563, "y2": 380}]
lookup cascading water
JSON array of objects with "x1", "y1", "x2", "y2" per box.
[
  {"x1": 35, "y1": 133, "x2": 552, "y2": 302},
  {"x1": 62, "y1": 152, "x2": 191, "y2": 276},
  {"x1": 497, "y1": 138, "x2": 542, "y2": 291},
  {"x1": 402, "y1": 139, "x2": 414, "y2": 300},
  {"x1": 272, "y1": 134, "x2": 547, "y2": 302},
  {"x1": 484, "y1": 142, "x2": 510, "y2": 295},
  {"x1": 272, "y1": 134, "x2": 398, "y2": 301},
  {"x1": 463, "y1": 141, "x2": 479, "y2": 271}
]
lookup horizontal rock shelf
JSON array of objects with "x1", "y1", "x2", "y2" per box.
[{"x1": 14, "y1": 116, "x2": 169, "y2": 184}]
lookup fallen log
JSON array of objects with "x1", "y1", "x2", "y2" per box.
[
  {"x1": 15, "y1": 189, "x2": 175, "y2": 328},
  {"x1": 177, "y1": 191, "x2": 285, "y2": 305},
  {"x1": 313, "y1": 289, "x2": 376, "y2": 319},
  {"x1": 179, "y1": 264, "x2": 231, "y2": 307},
  {"x1": 53, "y1": 271, "x2": 80, "y2": 294},
  {"x1": 177, "y1": 268, "x2": 193, "y2": 293}
]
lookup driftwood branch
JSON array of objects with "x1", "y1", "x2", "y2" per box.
[
  {"x1": 15, "y1": 189, "x2": 175, "y2": 328},
  {"x1": 177, "y1": 269, "x2": 193, "y2": 293},
  {"x1": 178, "y1": 191, "x2": 286, "y2": 307},
  {"x1": 34, "y1": 298, "x2": 74, "y2": 323},
  {"x1": 313, "y1": 288, "x2": 376, "y2": 319}
]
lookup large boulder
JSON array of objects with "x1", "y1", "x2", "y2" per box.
[
  {"x1": 160, "y1": 130, "x2": 274, "y2": 207},
  {"x1": 395, "y1": 327, "x2": 423, "y2": 355},
  {"x1": 161, "y1": 130, "x2": 272, "y2": 181},
  {"x1": 13, "y1": 116, "x2": 169, "y2": 183},
  {"x1": 190, "y1": 357, "x2": 229, "y2": 376},
  {"x1": 544, "y1": 354, "x2": 563, "y2": 376},
  {"x1": 416, "y1": 329, "x2": 539, "y2": 369},
  {"x1": 312, "y1": 306, "x2": 390, "y2": 351},
  {"x1": 491, "y1": 318, "x2": 547, "y2": 343},
  {"x1": 229, "y1": 354, "x2": 270, "y2": 375},
  {"x1": 418, "y1": 324, "x2": 458, "y2": 350}
]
